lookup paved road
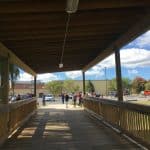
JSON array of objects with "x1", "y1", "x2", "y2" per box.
[
  {"x1": 2, "y1": 103, "x2": 142, "y2": 150},
  {"x1": 103, "y1": 95, "x2": 150, "y2": 102}
]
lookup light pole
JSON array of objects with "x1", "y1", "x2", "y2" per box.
[{"x1": 104, "y1": 67, "x2": 107, "y2": 96}]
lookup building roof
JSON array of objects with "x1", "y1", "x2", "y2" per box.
[
  {"x1": 0, "y1": 1, "x2": 150, "y2": 73},
  {"x1": 16, "y1": 80, "x2": 43, "y2": 84}
]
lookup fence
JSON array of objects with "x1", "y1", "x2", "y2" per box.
[
  {"x1": 84, "y1": 97, "x2": 150, "y2": 148},
  {"x1": 0, "y1": 98, "x2": 37, "y2": 145}
]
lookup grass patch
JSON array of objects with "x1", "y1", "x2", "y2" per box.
[{"x1": 130, "y1": 100, "x2": 150, "y2": 105}]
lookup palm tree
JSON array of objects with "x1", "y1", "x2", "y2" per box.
[{"x1": 9, "y1": 64, "x2": 20, "y2": 96}]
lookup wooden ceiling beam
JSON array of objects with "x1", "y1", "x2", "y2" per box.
[
  {"x1": 0, "y1": 23, "x2": 128, "y2": 33},
  {"x1": 0, "y1": 31, "x2": 121, "y2": 41},
  {"x1": 0, "y1": 0, "x2": 149, "y2": 14},
  {"x1": 79, "y1": 0, "x2": 150, "y2": 10},
  {"x1": 4, "y1": 37, "x2": 112, "y2": 45},
  {"x1": 0, "y1": 1, "x2": 66, "y2": 14},
  {"x1": 2, "y1": 35, "x2": 117, "y2": 46},
  {"x1": 0, "y1": 42, "x2": 36, "y2": 75},
  {"x1": 6, "y1": 43, "x2": 106, "y2": 51},
  {"x1": 0, "y1": 11, "x2": 143, "y2": 30},
  {"x1": 34, "y1": 66, "x2": 83, "y2": 74},
  {"x1": 0, "y1": 32, "x2": 124, "y2": 42},
  {"x1": 0, "y1": 8, "x2": 144, "y2": 21},
  {"x1": 11, "y1": 48, "x2": 100, "y2": 57},
  {"x1": 83, "y1": 13, "x2": 150, "y2": 71},
  {"x1": 0, "y1": 20, "x2": 135, "y2": 31}
]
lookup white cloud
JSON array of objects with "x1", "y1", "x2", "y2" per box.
[
  {"x1": 65, "y1": 71, "x2": 82, "y2": 79},
  {"x1": 98, "y1": 55, "x2": 115, "y2": 68},
  {"x1": 64, "y1": 68, "x2": 105, "y2": 79},
  {"x1": 128, "y1": 69, "x2": 138, "y2": 75},
  {"x1": 18, "y1": 72, "x2": 33, "y2": 81},
  {"x1": 37, "y1": 73, "x2": 58, "y2": 82},
  {"x1": 94, "y1": 48, "x2": 150, "y2": 69},
  {"x1": 86, "y1": 65, "x2": 104, "y2": 77},
  {"x1": 120, "y1": 48, "x2": 150, "y2": 68},
  {"x1": 18, "y1": 72, "x2": 58, "y2": 82},
  {"x1": 135, "y1": 30, "x2": 150, "y2": 48}
]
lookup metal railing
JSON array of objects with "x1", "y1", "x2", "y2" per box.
[
  {"x1": 0, "y1": 98, "x2": 37, "y2": 145},
  {"x1": 84, "y1": 97, "x2": 150, "y2": 148}
]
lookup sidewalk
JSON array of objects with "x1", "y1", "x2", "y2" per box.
[{"x1": 2, "y1": 103, "x2": 141, "y2": 150}]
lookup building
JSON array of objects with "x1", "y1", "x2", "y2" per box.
[
  {"x1": 11, "y1": 80, "x2": 111, "y2": 97},
  {"x1": 10, "y1": 80, "x2": 48, "y2": 97}
]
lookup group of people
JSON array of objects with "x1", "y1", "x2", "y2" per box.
[{"x1": 61, "y1": 92, "x2": 83, "y2": 108}]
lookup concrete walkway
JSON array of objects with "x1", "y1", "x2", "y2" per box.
[{"x1": 2, "y1": 103, "x2": 142, "y2": 150}]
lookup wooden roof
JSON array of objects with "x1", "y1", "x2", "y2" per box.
[{"x1": 0, "y1": 0, "x2": 150, "y2": 73}]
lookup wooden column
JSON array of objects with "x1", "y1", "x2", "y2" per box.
[
  {"x1": 0, "y1": 57, "x2": 9, "y2": 104},
  {"x1": 34, "y1": 76, "x2": 36, "y2": 97},
  {"x1": 104, "y1": 67, "x2": 107, "y2": 96},
  {"x1": 115, "y1": 48, "x2": 123, "y2": 101},
  {"x1": 82, "y1": 71, "x2": 85, "y2": 95}
]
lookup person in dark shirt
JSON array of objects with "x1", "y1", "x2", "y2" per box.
[
  {"x1": 65, "y1": 93, "x2": 69, "y2": 108},
  {"x1": 61, "y1": 93, "x2": 65, "y2": 104},
  {"x1": 42, "y1": 94, "x2": 46, "y2": 106},
  {"x1": 16, "y1": 94, "x2": 21, "y2": 101},
  {"x1": 73, "y1": 93, "x2": 77, "y2": 107}
]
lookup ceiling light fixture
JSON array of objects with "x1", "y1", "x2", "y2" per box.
[
  {"x1": 59, "y1": 0, "x2": 79, "y2": 69},
  {"x1": 66, "y1": 0, "x2": 79, "y2": 13},
  {"x1": 59, "y1": 63, "x2": 63, "y2": 68}
]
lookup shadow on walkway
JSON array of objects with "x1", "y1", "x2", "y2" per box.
[{"x1": 2, "y1": 103, "x2": 141, "y2": 150}]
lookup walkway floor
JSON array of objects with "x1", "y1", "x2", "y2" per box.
[{"x1": 2, "y1": 103, "x2": 142, "y2": 150}]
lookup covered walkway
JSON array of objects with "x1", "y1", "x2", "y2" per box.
[
  {"x1": 2, "y1": 103, "x2": 141, "y2": 150},
  {"x1": 0, "y1": 1, "x2": 150, "y2": 149}
]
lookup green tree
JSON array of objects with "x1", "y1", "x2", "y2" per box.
[
  {"x1": 145, "y1": 81, "x2": 150, "y2": 90},
  {"x1": 46, "y1": 81, "x2": 63, "y2": 96},
  {"x1": 109, "y1": 78, "x2": 117, "y2": 91},
  {"x1": 63, "y1": 80, "x2": 80, "y2": 93},
  {"x1": 86, "y1": 80, "x2": 95, "y2": 93},
  {"x1": 122, "y1": 78, "x2": 132, "y2": 90},
  {"x1": 132, "y1": 77, "x2": 146, "y2": 94},
  {"x1": 109, "y1": 78, "x2": 131, "y2": 91},
  {"x1": 9, "y1": 64, "x2": 20, "y2": 96}
]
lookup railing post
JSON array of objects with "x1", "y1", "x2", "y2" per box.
[
  {"x1": 0, "y1": 57, "x2": 9, "y2": 104},
  {"x1": 115, "y1": 47, "x2": 123, "y2": 101},
  {"x1": 82, "y1": 71, "x2": 85, "y2": 95},
  {"x1": 34, "y1": 76, "x2": 37, "y2": 97}
]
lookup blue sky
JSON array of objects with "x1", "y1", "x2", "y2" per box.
[{"x1": 18, "y1": 30, "x2": 150, "y2": 82}]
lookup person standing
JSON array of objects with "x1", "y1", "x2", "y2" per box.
[
  {"x1": 65, "y1": 93, "x2": 69, "y2": 108},
  {"x1": 73, "y1": 93, "x2": 77, "y2": 107},
  {"x1": 78, "y1": 92, "x2": 82, "y2": 106},
  {"x1": 16, "y1": 94, "x2": 21, "y2": 101},
  {"x1": 61, "y1": 93, "x2": 65, "y2": 104},
  {"x1": 42, "y1": 94, "x2": 46, "y2": 106}
]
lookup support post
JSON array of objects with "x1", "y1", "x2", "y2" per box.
[
  {"x1": 34, "y1": 76, "x2": 36, "y2": 97},
  {"x1": 104, "y1": 67, "x2": 107, "y2": 96},
  {"x1": 82, "y1": 71, "x2": 85, "y2": 95},
  {"x1": 0, "y1": 57, "x2": 9, "y2": 104},
  {"x1": 115, "y1": 48, "x2": 123, "y2": 101}
]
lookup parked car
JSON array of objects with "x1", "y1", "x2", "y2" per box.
[
  {"x1": 44, "y1": 94, "x2": 55, "y2": 101},
  {"x1": 144, "y1": 90, "x2": 150, "y2": 96},
  {"x1": 69, "y1": 94, "x2": 73, "y2": 99},
  {"x1": 108, "y1": 91, "x2": 117, "y2": 97},
  {"x1": 9, "y1": 95, "x2": 17, "y2": 102}
]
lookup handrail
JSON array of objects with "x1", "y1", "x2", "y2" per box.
[
  {"x1": 0, "y1": 98, "x2": 37, "y2": 146},
  {"x1": 8, "y1": 98, "x2": 36, "y2": 109},
  {"x1": 84, "y1": 97, "x2": 150, "y2": 148},
  {"x1": 85, "y1": 97, "x2": 150, "y2": 114}
]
